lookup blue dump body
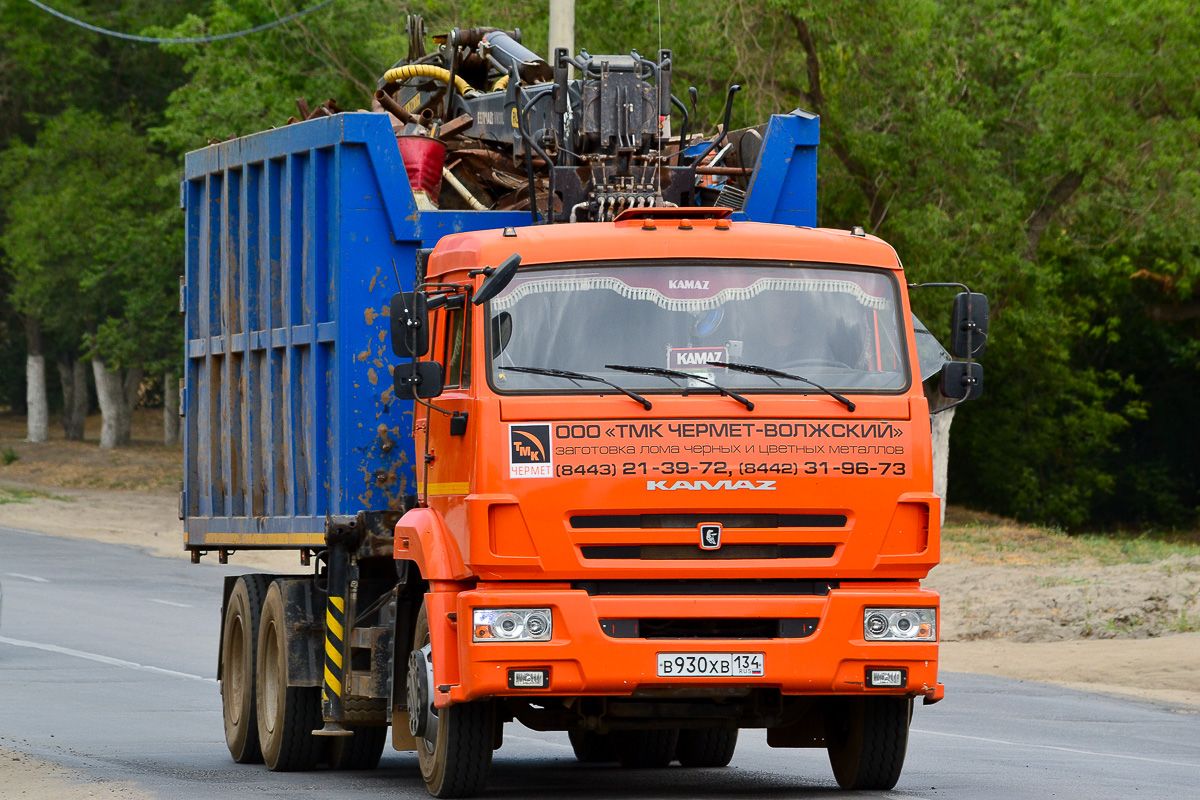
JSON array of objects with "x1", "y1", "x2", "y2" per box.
[{"x1": 181, "y1": 110, "x2": 818, "y2": 551}]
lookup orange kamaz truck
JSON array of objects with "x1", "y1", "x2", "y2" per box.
[{"x1": 185, "y1": 26, "x2": 986, "y2": 798}]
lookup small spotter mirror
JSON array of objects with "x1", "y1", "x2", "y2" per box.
[
  {"x1": 393, "y1": 360, "x2": 444, "y2": 400},
  {"x1": 472, "y1": 254, "x2": 522, "y2": 306},
  {"x1": 940, "y1": 361, "x2": 983, "y2": 401},
  {"x1": 390, "y1": 292, "x2": 429, "y2": 358}
]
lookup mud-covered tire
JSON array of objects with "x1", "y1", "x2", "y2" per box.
[
  {"x1": 676, "y1": 728, "x2": 738, "y2": 768},
  {"x1": 568, "y1": 730, "x2": 617, "y2": 763},
  {"x1": 256, "y1": 581, "x2": 323, "y2": 771},
  {"x1": 326, "y1": 724, "x2": 388, "y2": 770},
  {"x1": 826, "y1": 697, "x2": 912, "y2": 790},
  {"x1": 221, "y1": 574, "x2": 272, "y2": 763},
  {"x1": 414, "y1": 603, "x2": 494, "y2": 797},
  {"x1": 615, "y1": 729, "x2": 678, "y2": 768}
]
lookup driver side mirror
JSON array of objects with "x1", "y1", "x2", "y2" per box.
[
  {"x1": 950, "y1": 292, "x2": 989, "y2": 359},
  {"x1": 390, "y1": 292, "x2": 429, "y2": 358}
]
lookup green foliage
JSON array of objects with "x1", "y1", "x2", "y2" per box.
[
  {"x1": 0, "y1": 109, "x2": 180, "y2": 372},
  {"x1": 1, "y1": 446, "x2": 18, "y2": 466},
  {"x1": 0, "y1": 0, "x2": 1196, "y2": 524}
]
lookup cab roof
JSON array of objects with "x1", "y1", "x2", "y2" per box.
[{"x1": 427, "y1": 220, "x2": 902, "y2": 279}]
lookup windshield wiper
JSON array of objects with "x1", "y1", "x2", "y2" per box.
[
  {"x1": 712, "y1": 361, "x2": 856, "y2": 412},
  {"x1": 605, "y1": 364, "x2": 755, "y2": 411},
  {"x1": 502, "y1": 366, "x2": 652, "y2": 410}
]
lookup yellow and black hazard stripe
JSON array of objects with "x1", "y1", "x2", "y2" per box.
[{"x1": 323, "y1": 595, "x2": 345, "y2": 702}]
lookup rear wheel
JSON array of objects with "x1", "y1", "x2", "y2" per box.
[
  {"x1": 676, "y1": 728, "x2": 738, "y2": 768},
  {"x1": 568, "y1": 729, "x2": 617, "y2": 763},
  {"x1": 256, "y1": 581, "x2": 323, "y2": 771},
  {"x1": 412, "y1": 603, "x2": 494, "y2": 797},
  {"x1": 326, "y1": 725, "x2": 388, "y2": 770},
  {"x1": 826, "y1": 697, "x2": 912, "y2": 790},
  {"x1": 615, "y1": 729, "x2": 678, "y2": 768},
  {"x1": 221, "y1": 574, "x2": 272, "y2": 763}
]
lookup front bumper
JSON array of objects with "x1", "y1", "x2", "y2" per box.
[{"x1": 429, "y1": 584, "x2": 940, "y2": 706}]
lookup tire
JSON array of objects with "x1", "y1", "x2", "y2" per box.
[
  {"x1": 826, "y1": 696, "x2": 912, "y2": 790},
  {"x1": 676, "y1": 728, "x2": 738, "y2": 768},
  {"x1": 256, "y1": 581, "x2": 323, "y2": 771},
  {"x1": 413, "y1": 603, "x2": 494, "y2": 797},
  {"x1": 568, "y1": 730, "x2": 617, "y2": 763},
  {"x1": 221, "y1": 574, "x2": 272, "y2": 763},
  {"x1": 326, "y1": 724, "x2": 388, "y2": 770},
  {"x1": 614, "y1": 729, "x2": 678, "y2": 768}
]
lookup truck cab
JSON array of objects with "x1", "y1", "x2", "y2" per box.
[{"x1": 392, "y1": 211, "x2": 949, "y2": 793}]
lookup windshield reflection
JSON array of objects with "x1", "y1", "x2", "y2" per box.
[{"x1": 488, "y1": 262, "x2": 909, "y2": 394}]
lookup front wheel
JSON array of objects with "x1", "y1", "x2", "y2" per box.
[
  {"x1": 412, "y1": 603, "x2": 495, "y2": 797},
  {"x1": 826, "y1": 696, "x2": 912, "y2": 790}
]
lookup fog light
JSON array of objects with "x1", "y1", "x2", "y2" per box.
[
  {"x1": 508, "y1": 668, "x2": 549, "y2": 689},
  {"x1": 866, "y1": 668, "x2": 907, "y2": 688},
  {"x1": 863, "y1": 608, "x2": 936, "y2": 641},
  {"x1": 473, "y1": 608, "x2": 553, "y2": 642}
]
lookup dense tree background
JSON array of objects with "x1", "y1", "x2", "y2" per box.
[{"x1": 0, "y1": 0, "x2": 1196, "y2": 527}]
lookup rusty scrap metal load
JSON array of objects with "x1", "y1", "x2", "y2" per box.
[{"x1": 364, "y1": 16, "x2": 759, "y2": 221}]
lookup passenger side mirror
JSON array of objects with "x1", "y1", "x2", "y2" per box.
[
  {"x1": 940, "y1": 361, "x2": 983, "y2": 401},
  {"x1": 393, "y1": 360, "x2": 444, "y2": 399},
  {"x1": 390, "y1": 292, "x2": 429, "y2": 358},
  {"x1": 950, "y1": 292, "x2": 988, "y2": 359}
]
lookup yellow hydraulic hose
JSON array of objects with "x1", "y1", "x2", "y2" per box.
[
  {"x1": 382, "y1": 65, "x2": 473, "y2": 96},
  {"x1": 491, "y1": 74, "x2": 510, "y2": 92}
]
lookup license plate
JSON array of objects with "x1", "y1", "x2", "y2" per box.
[{"x1": 656, "y1": 652, "x2": 764, "y2": 678}]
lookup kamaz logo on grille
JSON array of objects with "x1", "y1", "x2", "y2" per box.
[
  {"x1": 700, "y1": 523, "x2": 722, "y2": 550},
  {"x1": 646, "y1": 479, "x2": 776, "y2": 491}
]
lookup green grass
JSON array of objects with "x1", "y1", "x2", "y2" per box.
[
  {"x1": 943, "y1": 510, "x2": 1200, "y2": 566},
  {"x1": 0, "y1": 487, "x2": 73, "y2": 505}
]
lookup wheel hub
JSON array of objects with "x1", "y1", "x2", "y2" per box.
[{"x1": 406, "y1": 644, "x2": 438, "y2": 744}]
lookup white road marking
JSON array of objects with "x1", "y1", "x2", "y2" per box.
[
  {"x1": 913, "y1": 728, "x2": 1200, "y2": 769},
  {"x1": 5, "y1": 572, "x2": 49, "y2": 583},
  {"x1": 149, "y1": 599, "x2": 192, "y2": 608},
  {"x1": 0, "y1": 636, "x2": 216, "y2": 684}
]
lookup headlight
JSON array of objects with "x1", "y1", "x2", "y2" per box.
[
  {"x1": 863, "y1": 608, "x2": 936, "y2": 641},
  {"x1": 473, "y1": 608, "x2": 553, "y2": 642}
]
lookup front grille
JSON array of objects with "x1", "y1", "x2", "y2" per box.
[
  {"x1": 571, "y1": 513, "x2": 847, "y2": 529},
  {"x1": 580, "y1": 544, "x2": 836, "y2": 560},
  {"x1": 599, "y1": 617, "x2": 819, "y2": 639},
  {"x1": 573, "y1": 579, "x2": 838, "y2": 596}
]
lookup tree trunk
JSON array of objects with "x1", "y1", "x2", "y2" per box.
[
  {"x1": 930, "y1": 407, "x2": 956, "y2": 526},
  {"x1": 58, "y1": 354, "x2": 89, "y2": 440},
  {"x1": 25, "y1": 317, "x2": 49, "y2": 443},
  {"x1": 163, "y1": 370, "x2": 181, "y2": 446},
  {"x1": 93, "y1": 358, "x2": 129, "y2": 449}
]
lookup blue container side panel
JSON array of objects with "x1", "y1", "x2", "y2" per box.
[
  {"x1": 738, "y1": 111, "x2": 820, "y2": 229},
  {"x1": 184, "y1": 114, "x2": 533, "y2": 548}
]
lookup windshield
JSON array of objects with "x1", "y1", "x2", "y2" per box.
[{"x1": 487, "y1": 261, "x2": 910, "y2": 394}]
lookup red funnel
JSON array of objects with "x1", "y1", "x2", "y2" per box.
[{"x1": 396, "y1": 136, "x2": 447, "y2": 199}]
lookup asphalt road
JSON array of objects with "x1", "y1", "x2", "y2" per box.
[{"x1": 2, "y1": 524, "x2": 1198, "y2": 799}]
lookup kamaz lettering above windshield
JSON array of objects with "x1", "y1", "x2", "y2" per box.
[{"x1": 186, "y1": 19, "x2": 988, "y2": 799}]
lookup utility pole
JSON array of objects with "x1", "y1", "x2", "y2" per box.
[{"x1": 548, "y1": 0, "x2": 575, "y2": 63}]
